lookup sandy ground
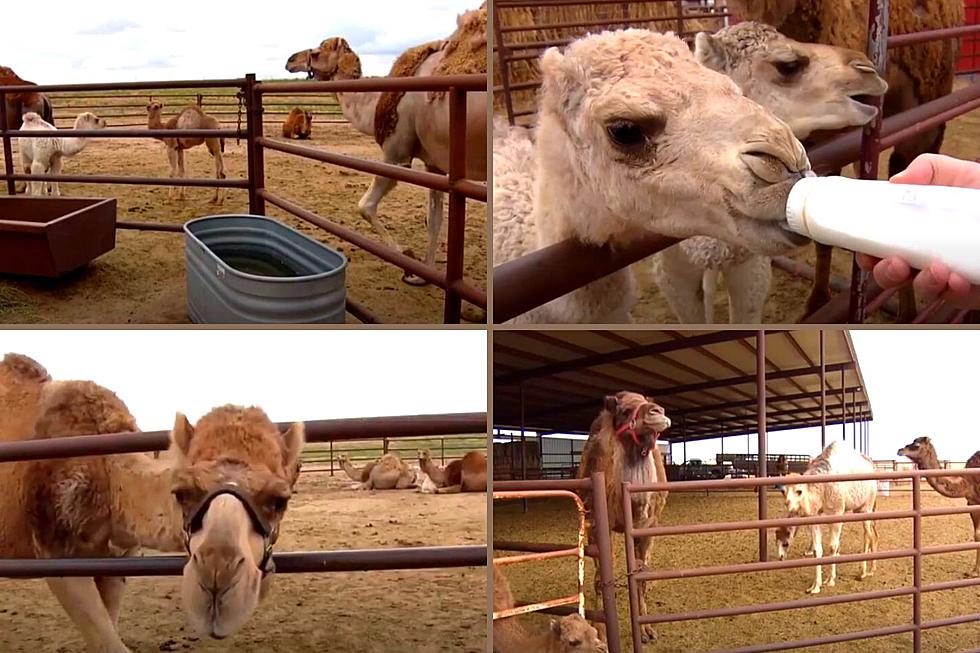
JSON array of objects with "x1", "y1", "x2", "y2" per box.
[
  {"x1": 494, "y1": 491, "x2": 979, "y2": 653},
  {"x1": 0, "y1": 472, "x2": 487, "y2": 653},
  {"x1": 0, "y1": 123, "x2": 487, "y2": 325}
]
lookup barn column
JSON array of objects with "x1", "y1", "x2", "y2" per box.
[
  {"x1": 756, "y1": 330, "x2": 768, "y2": 562},
  {"x1": 520, "y1": 382, "x2": 527, "y2": 513}
]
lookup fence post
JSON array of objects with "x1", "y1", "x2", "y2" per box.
[
  {"x1": 0, "y1": 92, "x2": 15, "y2": 195},
  {"x1": 912, "y1": 474, "x2": 922, "y2": 652},
  {"x1": 441, "y1": 438, "x2": 446, "y2": 465},
  {"x1": 442, "y1": 86, "x2": 467, "y2": 324},
  {"x1": 244, "y1": 73, "x2": 266, "y2": 215},
  {"x1": 675, "y1": 0, "x2": 685, "y2": 37},
  {"x1": 383, "y1": 438, "x2": 389, "y2": 454},
  {"x1": 591, "y1": 472, "x2": 622, "y2": 653},
  {"x1": 329, "y1": 440, "x2": 334, "y2": 476},
  {"x1": 491, "y1": 3, "x2": 517, "y2": 125},
  {"x1": 621, "y1": 481, "x2": 643, "y2": 652}
]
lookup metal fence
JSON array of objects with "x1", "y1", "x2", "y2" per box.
[
  {"x1": 491, "y1": 1, "x2": 980, "y2": 324},
  {"x1": 0, "y1": 411, "x2": 486, "y2": 578},
  {"x1": 301, "y1": 434, "x2": 487, "y2": 475},
  {"x1": 0, "y1": 73, "x2": 487, "y2": 324}
]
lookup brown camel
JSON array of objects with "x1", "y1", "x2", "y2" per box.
[
  {"x1": 493, "y1": 566, "x2": 607, "y2": 653},
  {"x1": 576, "y1": 391, "x2": 670, "y2": 643},
  {"x1": 337, "y1": 451, "x2": 377, "y2": 482},
  {"x1": 0, "y1": 353, "x2": 304, "y2": 652},
  {"x1": 284, "y1": 3, "x2": 487, "y2": 287},
  {"x1": 898, "y1": 437, "x2": 980, "y2": 577},
  {"x1": 1, "y1": 65, "x2": 54, "y2": 193},
  {"x1": 727, "y1": 0, "x2": 964, "y2": 321},
  {"x1": 418, "y1": 449, "x2": 487, "y2": 493},
  {"x1": 282, "y1": 107, "x2": 313, "y2": 139},
  {"x1": 146, "y1": 101, "x2": 226, "y2": 203}
]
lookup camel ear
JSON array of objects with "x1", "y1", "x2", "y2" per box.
[
  {"x1": 603, "y1": 395, "x2": 619, "y2": 413},
  {"x1": 170, "y1": 412, "x2": 194, "y2": 455},
  {"x1": 694, "y1": 32, "x2": 728, "y2": 72},
  {"x1": 549, "y1": 619, "x2": 562, "y2": 636},
  {"x1": 281, "y1": 422, "x2": 306, "y2": 481}
]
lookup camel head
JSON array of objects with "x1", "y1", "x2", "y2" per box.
[
  {"x1": 774, "y1": 524, "x2": 796, "y2": 560},
  {"x1": 535, "y1": 29, "x2": 812, "y2": 256},
  {"x1": 337, "y1": 452, "x2": 351, "y2": 464},
  {"x1": 550, "y1": 614, "x2": 608, "y2": 653},
  {"x1": 418, "y1": 449, "x2": 433, "y2": 464},
  {"x1": 603, "y1": 391, "x2": 670, "y2": 463},
  {"x1": 898, "y1": 436, "x2": 936, "y2": 466},
  {"x1": 146, "y1": 101, "x2": 164, "y2": 119},
  {"x1": 779, "y1": 472, "x2": 816, "y2": 516},
  {"x1": 168, "y1": 406, "x2": 305, "y2": 639},
  {"x1": 73, "y1": 111, "x2": 107, "y2": 130},
  {"x1": 285, "y1": 37, "x2": 362, "y2": 81},
  {"x1": 694, "y1": 22, "x2": 888, "y2": 140}
]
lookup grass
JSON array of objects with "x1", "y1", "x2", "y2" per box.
[
  {"x1": 0, "y1": 284, "x2": 37, "y2": 321},
  {"x1": 301, "y1": 435, "x2": 487, "y2": 466}
]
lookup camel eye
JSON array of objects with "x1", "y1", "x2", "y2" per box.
[
  {"x1": 172, "y1": 488, "x2": 192, "y2": 505},
  {"x1": 269, "y1": 496, "x2": 289, "y2": 513},
  {"x1": 796, "y1": 489, "x2": 803, "y2": 496},
  {"x1": 774, "y1": 59, "x2": 806, "y2": 77},
  {"x1": 606, "y1": 120, "x2": 648, "y2": 151},
  {"x1": 568, "y1": 640, "x2": 581, "y2": 647}
]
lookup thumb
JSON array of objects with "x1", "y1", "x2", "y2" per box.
[{"x1": 890, "y1": 153, "x2": 980, "y2": 189}]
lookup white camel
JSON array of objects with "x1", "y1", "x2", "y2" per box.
[
  {"x1": 492, "y1": 28, "x2": 812, "y2": 324},
  {"x1": 19, "y1": 111, "x2": 106, "y2": 196}
]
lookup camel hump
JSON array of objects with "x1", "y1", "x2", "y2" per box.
[
  {"x1": 430, "y1": 3, "x2": 487, "y2": 100},
  {"x1": 373, "y1": 39, "x2": 444, "y2": 145},
  {"x1": 32, "y1": 380, "x2": 138, "y2": 439},
  {"x1": 0, "y1": 353, "x2": 51, "y2": 384}
]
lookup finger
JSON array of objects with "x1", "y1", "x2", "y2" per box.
[
  {"x1": 944, "y1": 271, "x2": 972, "y2": 298},
  {"x1": 855, "y1": 253, "x2": 880, "y2": 272},
  {"x1": 911, "y1": 262, "x2": 951, "y2": 300},
  {"x1": 889, "y1": 153, "x2": 980, "y2": 189},
  {"x1": 872, "y1": 257, "x2": 910, "y2": 289}
]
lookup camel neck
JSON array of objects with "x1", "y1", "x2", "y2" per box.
[
  {"x1": 915, "y1": 458, "x2": 972, "y2": 499},
  {"x1": 335, "y1": 87, "x2": 379, "y2": 138},
  {"x1": 109, "y1": 453, "x2": 184, "y2": 552}
]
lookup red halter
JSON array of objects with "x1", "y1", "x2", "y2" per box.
[{"x1": 614, "y1": 403, "x2": 661, "y2": 447}]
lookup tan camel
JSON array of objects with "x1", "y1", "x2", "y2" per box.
[
  {"x1": 650, "y1": 21, "x2": 887, "y2": 324},
  {"x1": 492, "y1": 29, "x2": 812, "y2": 324},
  {"x1": 282, "y1": 107, "x2": 313, "y2": 139},
  {"x1": 727, "y1": 0, "x2": 964, "y2": 321},
  {"x1": 779, "y1": 442, "x2": 878, "y2": 594},
  {"x1": 284, "y1": 3, "x2": 487, "y2": 286},
  {"x1": 493, "y1": 566, "x2": 607, "y2": 653},
  {"x1": 360, "y1": 452, "x2": 418, "y2": 490},
  {"x1": 418, "y1": 449, "x2": 487, "y2": 493},
  {"x1": 576, "y1": 391, "x2": 670, "y2": 643},
  {"x1": 337, "y1": 451, "x2": 377, "y2": 482},
  {"x1": 146, "y1": 101, "x2": 226, "y2": 203},
  {"x1": 0, "y1": 353, "x2": 304, "y2": 652},
  {"x1": 898, "y1": 437, "x2": 980, "y2": 577}
]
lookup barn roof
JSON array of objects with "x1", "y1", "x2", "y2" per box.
[{"x1": 492, "y1": 330, "x2": 871, "y2": 443}]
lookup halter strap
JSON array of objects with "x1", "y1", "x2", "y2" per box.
[{"x1": 614, "y1": 403, "x2": 663, "y2": 448}]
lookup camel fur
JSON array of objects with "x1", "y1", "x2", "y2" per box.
[
  {"x1": 491, "y1": 29, "x2": 812, "y2": 324},
  {"x1": 19, "y1": 111, "x2": 107, "y2": 196},
  {"x1": 337, "y1": 452, "x2": 377, "y2": 482},
  {"x1": 650, "y1": 22, "x2": 887, "y2": 323},
  {"x1": 779, "y1": 441, "x2": 878, "y2": 594},
  {"x1": 282, "y1": 107, "x2": 313, "y2": 139},
  {"x1": 146, "y1": 101, "x2": 226, "y2": 203},
  {"x1": 493, "y1": 566, "x2": 607, "y2": 653},
  {"x1": 418, "y1": 449, "x2": 488, "y2": 493},
  {"x1": 576, "y1": 391, "x2": 670, "y2": 642},
  {"x1": 360, "y1": 452, "x2": 418, "y2": 490},
  {"x1": 898, "y1": 437, "x2": 980, "y2": 577}
]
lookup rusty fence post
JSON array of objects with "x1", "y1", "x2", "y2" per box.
[
  {"x1": 912, "y1": 474, "x2": 922, "y2": 652},
  {"x1": 591, "y1": 472, "x2": 622, "y2": 653},
  {"x1": 757, "y1": 330, "x2": 768, "y2": 562},
  {"x1": 443, "y1": 86, "x2": 467, "y2": 324},
  {"x1": 0, "y1": 91, "x2": 15, "y2": 195},
  {"x1": 244, "y1": 73, "x2": 266, "y2": 215},
  {"x1": 329, "y1": 440, "x2": 334, "y2": 476},
  {"x1": 621, "y1": 481, "x2": 643, "y2": 653},
  {"x1": 491, "y1": 2, "x2": 516, "y2": 125},
  {"x1": 675, "y1": 0, "x2": 684, "y2": 37},
  {"x1": 441, "y1": 437, "x2": 446, "y2": 465}
]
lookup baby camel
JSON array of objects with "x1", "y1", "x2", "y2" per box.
[
  {"x1": 146, "y1": 101, "x2": 226, "y2": 203},
  {"x1": 19, "y1": 111, "x2": 106, "y2": 196},
  {"x1": 780, "y1": 442, "x2": 878, "y2": 594},
  {"x1": 282, "y1": 107, "x2": 313, "y2": 139}
]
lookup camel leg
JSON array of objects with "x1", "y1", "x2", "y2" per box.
[
  {"x1": 434, "y1": 484, "x2": 463, "y2": 494},
  {"x1": 166, "y1": 147, "x2": 179, "y2": 199},
  {"x1": 19, "y1": 151, "x2": 31, "y2": 195},
  {"x1": 50, "y1": 156, "x2": 62, "y2": 197},
  {"x1": 46, "y1": 577, "x2": 132, "y2": 653},
  {"x1": 859, "y1": 517, "x2": 878, "y2": 579},
  {"x1": 807, "y1": 524, "x2": 824, "y2": 594},
  {"x1": 176, "y1": 149, "x2": 186, "y2": 200},
  {"x1": 357, "y1": 171, "x2": 409, "y2": 255},
  {"x1": 30, "y1": 159, "x2": 47, "y2": 196},
  {"x1": 95, "y1": 576, "x2": 127, "y2": 627},
  {"x1": 651, "y1": 246, "x2": 708, "y2": 324},
  {"x1": 208, "y1": 139, "x2": 225, "y2": 204},
  {"x1": 725, "y1": 255, "x2": 772, "y2": 324},
  {"x1": 826, "y1": 521, "x2": 844, "y2": 588},
  {"x1": 970, "y1": 509, "x2": 980, "y2": 578},
  {"x1": 587, "y1": 521, "x2": 608, "y2": 642},
  {"x1": 403, "y1": 185, "x2": 445, "y2": 287},
  {"x1": 634, "y1": 534, "x2": 658, "y2": 643}
]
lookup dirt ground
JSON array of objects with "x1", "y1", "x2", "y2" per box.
[
  {"x1": 494, "y1": 491, "x2": 979, "y2": 653},
  {"x1": 0, "y1": 472, "x2": 487, "y2": 653},
  {"x1": 0, "y1": 123, "x2": 487, "y2": 325}
]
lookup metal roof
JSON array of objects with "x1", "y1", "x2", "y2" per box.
[{"x1": 493, "y1": 330, "x2": 871, "y2": 442}]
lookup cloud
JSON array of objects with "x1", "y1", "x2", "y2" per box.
[{"x1": 77, "y1": 19, "x2": 140, "y2": 35}]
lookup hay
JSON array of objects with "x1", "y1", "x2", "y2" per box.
[
  {"x1": 0, "y1": 285, "x2": 38, "y2": 321},
  {"x1": 373, "y1": 40, "x2": 444, "y2": 145}
]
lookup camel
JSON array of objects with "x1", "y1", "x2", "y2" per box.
[
  {"x1": 359, "y1": 452, "x2": 418, "y2": 490},
  {"x1": 727, "y1": 0, "x2": 964, "y2": 321},
  {"x1": 0, "y1": 353, "x2": 304, "y2": 651},
  {"x1": 576, "y1": 391, "x2": 671, "y2": 643},
  {"x1": 282, "y1": 107, "x2": 313, "y2": 139},
  {"x1": 337, "y1": 451, "x2": 377, "y2": 482},
  {"x1": 1, "y1": 66, "x2": 54, "y2": 194},
  {"x1": 146, "y1": 101, "x2": 226, "y2": 203},
  {"x1": 284, "y1": 3, "x2": 487, "y2": 286},
  {"x1": 649, "y1": 22, "x2": 888, "y2": 324},
  {"x1": 898, "y1": 437, "x2": 980, "y2": 577},
  {"x1": 779, "y1": 441, "x2": 878, "y2": 594},
  {"x1": 492, "y1": 29, "x2": 813, "y2": 324},
  {"x1": 418, "y1": 449, "x2": 487, "y2": 493},
  {"x1": 493, "y1": 566, "x2": 608, "y2": 653},
  {"x1": 19, "y1": 111, "x2": 106, "y2": 196}
]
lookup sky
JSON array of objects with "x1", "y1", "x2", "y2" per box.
[
  {"x1": 1, "y1": 330, "x2": 486, "y2": 430},
  {"x1": 2, "y1": 0, "x2": 478, "y2": 83}
]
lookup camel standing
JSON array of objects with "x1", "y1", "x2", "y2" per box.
[
  {"x1": 780, "y1": 442, "x2": 878, "y2": 594},
  {"x1": 492, "y1": 29, "x2": 812, "y2": 324},
  {"x1": 19, "y1": 111, "x2": 107, "y2": 196},
  {"x1": 360, "y1": 452, "x2": 418, "y2": 490},
  {"x1": 284, "y1": 3, "x2": 487, "y2": 286},
  {"x1": 337, "y1": 451, "x2": 377, "y2": 482},
  {"x1": 727, "y1": 0, "x2": 964, "y2": 321},
  {"x1": 418, "y1": 449, "x2": 487, "y2": 493},
  {"x1": 146, "y1": 101, "x2": 226, "y2": 203},
  {"x1": 650, "y1": 22, "x2": 887, "y2": 323},
  {"x1": 0, "y1": 353, "x2": 304, "y2": 652},
  {"x1": 898, "y1": 437, "x2": 980, "y2": 577},
  {"x1": 493, "y1": 566, "x2": 607, "y2": 653},
  {"x1": 576, "y1": 391, "x2": 671, "y2": 643}
]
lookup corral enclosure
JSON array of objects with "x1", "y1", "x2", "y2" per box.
[
  {"x1": 494, "y1": 490, "x2": 978, "y2": 653},
  {"x1": 2, "y1": 472, "x2": 487, "y2": 653},
  {"x1": 0, "y1": 84, "x2": 487, "y2": 324}
]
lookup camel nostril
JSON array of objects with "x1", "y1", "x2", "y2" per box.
[{"x1": 851, "y1": 61, "x2": 877, "y2": 74}]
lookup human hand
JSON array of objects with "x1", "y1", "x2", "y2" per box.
[{"x1": 855, "y1": 154, "x2": 980, "y2": 309}]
